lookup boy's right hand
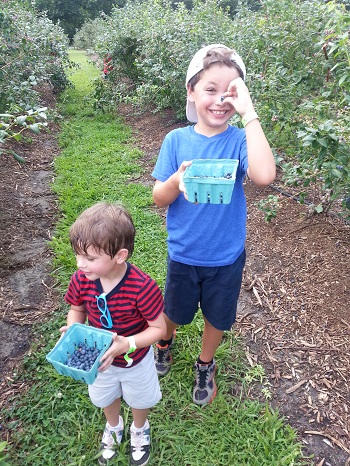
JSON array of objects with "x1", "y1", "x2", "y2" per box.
[
  {"x1": 59, "y1": 325, "x2": 69, "y2": 334},
  {"x1": 178, "y1": 160, "x2": 192, "y2": 201},
  {"x1": 153, "y1": 160, "x2": 192, "y2": 208}
]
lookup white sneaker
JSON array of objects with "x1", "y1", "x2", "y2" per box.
[
  {"x1": 130, "y1": 419, "x2": 151, "y2": 466},
  {"x1": 98, "y1": 416, "x2": 124, "y2": 465}
]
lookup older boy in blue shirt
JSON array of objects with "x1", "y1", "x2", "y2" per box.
[{"x1": 152, "y1": 44, "x2": 276, "y2": 406}]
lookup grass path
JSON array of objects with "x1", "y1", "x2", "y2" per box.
[{"x1": 4, "y1": 50, "x2": 308, "y2": 466}]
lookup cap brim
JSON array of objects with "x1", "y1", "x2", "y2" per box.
[{"x1": 186, "y1": 99, "x2": 198, "y2": 123}]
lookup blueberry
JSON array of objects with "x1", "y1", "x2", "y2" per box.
[{"x1": 65, "y1": 341, "x2": 101, "y2": 370}]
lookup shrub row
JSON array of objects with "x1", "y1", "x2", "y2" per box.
[
  {"x1": 0, "y1": 0, "x2": 70, "y2": 160},
  {"x1": 76, "y1": 0, "x2": 349, "y2": 218}
]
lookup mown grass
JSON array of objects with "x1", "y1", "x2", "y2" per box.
[{"x1": 3, "y1": 50, "x2": 309, "y2": 466}]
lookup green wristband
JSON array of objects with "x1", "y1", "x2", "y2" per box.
[{"x1": 124, "y1": 336, "x2": 137, "y2": 367}]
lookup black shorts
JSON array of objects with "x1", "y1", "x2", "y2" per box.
[{"x1": 164, "y1": 249, "x2": 246, "y2": 331}]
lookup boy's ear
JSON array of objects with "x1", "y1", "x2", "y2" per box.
[
  {"x1": 187, "y1": 85, "x2": 195, "y2": 102},
  {"x1": 115, "y1": 248, "x2": 129, "y2": 263}
]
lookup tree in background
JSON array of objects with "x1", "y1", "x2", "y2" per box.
[{"x1": 34, "y1": 0, "x2": 126, "y2": 40}]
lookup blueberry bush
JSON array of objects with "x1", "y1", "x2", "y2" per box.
[
  {"x1": 0, "y1": 0, "x2": 70, "y2": 162},
  {"x1": 84, "y1": 0, "x2": 349, "y2": 219}
]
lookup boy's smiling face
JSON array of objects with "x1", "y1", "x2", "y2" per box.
[
  {"x1": 76, "y1": 246, "x2": 117, "y2": 281},
  {"x1": 187, "y1": 63, "x2": 240, "y2": 135},
  {"x1": 75, "y1": 245, "x2": 128, "y2": 282}
]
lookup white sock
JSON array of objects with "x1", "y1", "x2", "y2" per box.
[
  {"x1": 107, "y1": 415, "x2": 123, "y2": 431},
  {"x1": 131, "y1": 419, "x2": 149, "y2": 432}
]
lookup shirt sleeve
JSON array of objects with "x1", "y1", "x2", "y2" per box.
[
  {"x1": 64, "y1": 272, "x2": 84, "y2": 307},
  {"x1": 151, "y1": 131, "x2": 179, "y2": 181},
  {"x1": 137, "y1": 278, "x2": 164, "y2": 321}
]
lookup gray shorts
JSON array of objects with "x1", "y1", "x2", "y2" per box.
[{"x1": 88, "y1": 346, "x2": 161, "y2": 409}]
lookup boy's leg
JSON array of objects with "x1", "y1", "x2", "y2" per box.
[
  {"x1": 88, "y1": 366, "x2": 125, "y2": 464},
  {"x1": 130, "y1": 408, "x2": 151, "y2": 466},
  {"x1": 116, "y1": 348, "x2": 160, "y2": 465},
  {"x1": 103, "y1": 397, "x2": 122, "y2": 427},
  {"x1": 99, "y1": 398, "x2": 124, "y2": 465},
  {"x1": 163, "y1": 314, "x2": 178, "y2": 341},
  {"x1": 155, "y1": 258, "x2": 201, "y2": 376},
  {"x1": 154, "y1": 314, "x2": 177, "y2": 376},
  {"x1": 193, "y1": 317, "x2": 222, "y2": 406},
  {"x1": 193, "y1": 251, "x2": 246, "y2": 406},
  {"x1": 200, "y1": 317, "x2": 224, "y2": 362}
]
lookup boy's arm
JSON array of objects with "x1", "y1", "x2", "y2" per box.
[
  {"x1": 59, "y1": 304, "x2": 87, "y2": 333},
  {"x1": 153, "y1": 161, "x2": 192, "y2": 208},
  {"x1": 225, "y1": 77, "x2": 276, "y2": 186},
  {"x1": 98, "y1": 313, "x2": 167, "y2": 372},
  {"x1": 245, "y1": 118, "x2": 276, "y2": 186}
]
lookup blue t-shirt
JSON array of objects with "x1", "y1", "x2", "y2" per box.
[{"x1": 152, "y1": 125, "x2": 248, "y2": 267}]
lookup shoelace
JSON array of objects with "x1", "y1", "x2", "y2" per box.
[
  {"x1": 197, "y1": 365, "x2": 211, "y2": 389},
  {"x1": 102, "y1": 429, "x2": 121, "y2": 448},
  {"x1": 132, "y1": 431, "x2": 143, "y2": 449},
  {"x1": 155, "y1": 345, "x2": 168, "y2": 363},
  {"x1": 131, "y1": 430, "x2": 150, "y2": 449}
]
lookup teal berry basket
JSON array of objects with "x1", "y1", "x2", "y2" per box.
[
  {"x1": 183, "y1": 159, "x2": 239, "y2": 204},
  {"x1": 46, "y1": 323, "x2": 113, "y2": 384}
]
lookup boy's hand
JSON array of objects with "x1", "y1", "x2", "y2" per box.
[
  {"x1": 59, "y1": 325, "x2": 69, "y2": 334},
  {"x1": 178, "y1": 160, "x2": 192, "y2": 201},
  {"x1": 98, "y1": 333, "x2": 129, "y2": 372},
  {"x1": 223, "y1": 77, "x2": 255, "y2": 117}
]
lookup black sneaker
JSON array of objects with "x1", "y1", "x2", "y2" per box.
[
  {"x1": 193, "y1": 359, "x2": 217, "y2": 406},
  {"x1": 130, "y1": 419, "x2": 151, "y2": 466},
  {"x1": 154, "y1": 331, "x2": 176, "y2": 376},
  {"x1": 98, "y1": 417, "x2": 124, "y2": 465}
]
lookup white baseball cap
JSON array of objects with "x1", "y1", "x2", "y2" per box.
[{"x1": 185, "y1": 44, "x2": 246, "y2": 123}]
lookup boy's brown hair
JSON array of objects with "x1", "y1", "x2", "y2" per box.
[{"x1": 69, "y1": 202, "x2": 135, "y2": 259}]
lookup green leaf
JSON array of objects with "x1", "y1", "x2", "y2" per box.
[
  {"x1": 332, "y1": 168, "x2": 343, "y2": 179},
  {"x1": 29, "y1": 123, "x2": 40, "y2": 133},
  {"x1": 339, "y1": 74, "x2": 349, "y2": 86},
  {"x1": 315, "y1": 204, "x2": 323, "y2": 213},
  {"x1": 317, "y1": 138, "x2": 328, "y2": 148},
  {"x1": 16, "y1": 115, "x2": 27, "y2": 125},
  {"x1": 10, "y1": 150, "x2": 26, "y2": 163},
  {"x1": 13, "y1": 133, "x2": 22, "y2": 141}
]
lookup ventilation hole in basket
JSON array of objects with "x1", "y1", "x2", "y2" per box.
[
  {"x1": 207, "y1": 193, "x2": 211, "y2": 203},
  {"x1": 194, "y1": 192, "x2": 198, "y2": 203},
  {"x1": 220, "y1": 193, "x2": 223, "y2": 204}
]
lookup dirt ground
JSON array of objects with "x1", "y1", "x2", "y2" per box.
[{"x1": 0, "y1": 89, "x2": 349, "y2": 466}]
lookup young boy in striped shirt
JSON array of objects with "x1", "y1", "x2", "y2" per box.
[{"x1": 61, "y1": 202, "x2": 166, "y2": 466}]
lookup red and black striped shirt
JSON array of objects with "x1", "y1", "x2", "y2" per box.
[{"x1": 64, "y1": 262, "x2": 164, "y2": 368}]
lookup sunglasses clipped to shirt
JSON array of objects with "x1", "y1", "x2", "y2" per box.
[
  {"x1": 95, "y1": 292, "x2": 135, "y2": 367},
  {"x1": 95, "y1": 292, "x2": 113, "y2": 329}
]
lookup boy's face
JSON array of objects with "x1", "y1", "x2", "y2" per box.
[
  {"x1": 187, "y1": 63, "x2": 240, "y2": 133},
  {"x1": 76, "y1": 245, "x2": 119, "y2": 281}
]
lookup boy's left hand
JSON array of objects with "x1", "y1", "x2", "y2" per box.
[
  {"x1": 98, "y1": 333, "x2": 129, "y2": 372},
  {"x1": 223, "y1": 77, "x2": 255, "y2": 117}
]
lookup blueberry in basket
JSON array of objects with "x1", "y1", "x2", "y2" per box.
[
  {"x1": 66, "y1": 342, "x2": 101, "y2": 371},
  {"x1": 46, "y1": 323, "x2": 113, "y2": 384}
]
